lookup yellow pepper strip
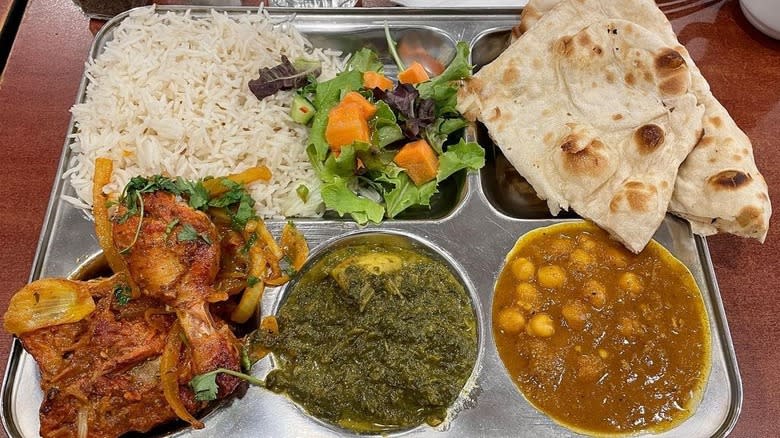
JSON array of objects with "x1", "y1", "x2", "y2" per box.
[
  {"x1": 203, "y1": 166, "x2": 272, "y2": 197},
  {"x1": 92, "y1": 158, "x2": 140, "y2": 298}
]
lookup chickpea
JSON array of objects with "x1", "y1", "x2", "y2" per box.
[
  {"x1": 527, "y1": 313, "x2": 555, "y2": 337},
  {"x1": 569, "y1": 248, "x2": 594, "y2": 270},
  {"x1": 497, "y1": 307, "x2": 526, "y2": 334},
  {"x1": 605, "y1": 247, "x2": 629, "y2": 269},
  {"x1": 618, "y1": 272, "x2": 643, "y2": 295},
  {"x1": 577, "y1": 234, "x2": 598, "y2": 252},
  {"x1": 576, "y1": 354, "x2": 606, "y2": 383},
  {"x1": 515, "y1": 282, "x2": 539, "y2": 310},
  {"x1": 581, "y1": 279, "x2": 607, "y2": 308},
  {"x1": 548, "y1": 238, "x2": 575, "y2": 258},
  {"x1": 561, "y1": 301, "x2": 589, "y2": 330},
  {"x1": 510, "y1": 257, "x2": 535, "y2": 282},
  {"x1": 538, "y1": 265, "x2": 566, "y2": 288},
  {"x1": 618, "y1": 316, "x2": 645, "y2": 338}
]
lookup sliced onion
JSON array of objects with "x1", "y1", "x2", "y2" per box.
[
  {"x1": 280, "y1": 222, "x2": 309, "y2": 271},
  {"x1": 161, "y1": 322, "x2": 204, "y2": 429},
  {"x1": 3, "y1": 279, "x2": 95, "y2": 336},
  {"x1": 77, "y1": 407, "x2": 89, "y2": 438}
]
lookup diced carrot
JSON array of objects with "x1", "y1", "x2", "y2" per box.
[
  {"x1": 325, "y1": 103, "x2": 370, "y2": 151},
  {"x1": 340, "y1": 91, "x2": 376, "y2": 118},
  {"x1": 398, "y1": 62, "x2": 430, "y2": 85},
  {"x1": 363, "y1": 71, "x2": 394, "y2": 91},
  {"x1": 393, "y1": 139, "x2": 439, "y2": 185}
]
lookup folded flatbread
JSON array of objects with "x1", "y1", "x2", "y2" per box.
[
  {"x1": 458, "y1": 0, "x2": 705, "y2": 252},
  {"x1": 516, "y1": 0, "x2": 772, "y2": 241}
]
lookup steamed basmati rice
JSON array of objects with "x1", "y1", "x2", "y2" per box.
[{"x1": 65, "y1": 6, "x2": 344, "y2": 218}]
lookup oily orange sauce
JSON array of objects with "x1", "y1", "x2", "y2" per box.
[{"x1": 493, "y1": 222, "x2": 711, "y2": 436}]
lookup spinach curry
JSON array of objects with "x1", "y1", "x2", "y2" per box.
[
  {"x1": 250, "y1": 241, "x2": 477, "y2": 433},
  {"x1": 493, "y1": 221, "x2": 710, "y2": 436}
]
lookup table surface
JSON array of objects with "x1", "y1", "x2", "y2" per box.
[{"x1": 0, "y1": 0, "x2": 778, "y2": 437}]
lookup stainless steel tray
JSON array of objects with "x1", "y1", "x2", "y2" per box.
[{"x1": 1, "y1": 7, "x2": 742, "y2": 437}]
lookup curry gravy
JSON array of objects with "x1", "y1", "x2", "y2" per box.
[{"x1": 493, "y1": 222, "x2": 711, "y2": 435}]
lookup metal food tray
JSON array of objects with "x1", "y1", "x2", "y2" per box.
[{"x1": 1, "y1": 7, "x2": 742, "y2": 437}]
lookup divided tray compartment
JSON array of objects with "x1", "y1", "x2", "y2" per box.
[{"x1": 2, "y1": 7, "x2": 742, "y2": 438}]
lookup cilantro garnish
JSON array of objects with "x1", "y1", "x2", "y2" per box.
[
  {"x1": 114, "y1": 175, "x2": 258, "y2": 252},
  {"x1": 247, "y1": 275, "x2": 261, "y2": 288},
  {"x1": 113, "y1": 283, "x2": 132, "y2": 306},
  {"x1": 189, "y1": 368, "x2": 265, "y2": 401},
  {"x1": 164, "y1": 218, "x2": 180, "y2": 239},
  {"x1": 177, "y1": 224, "x2": 212, "y2": 245}
]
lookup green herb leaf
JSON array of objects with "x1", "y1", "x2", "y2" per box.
[
  {"x1": 113, "y1": 283, "x2": 132, "y2": 306},
  {"x1": 177, "y1": 224, "x2": 212, "y2": 245},
  {"x1": 175, "y1": 178, "x2": 209, "y2": 211},
  {"x1": 280, "y1": 255, "x2": 297, "y2": 277},
  {"x1": 189, "y1": 368, "x2": 266, "y2": 402},
  {"x1": 321, "y1": 177, "x2": 385, "y2": 225},
  {"x1": 208, "y1": 179, "x2": 257, "y2": 230},
  {"x1": 247, "y1": 275, "x2": 260, "y2": 288},
  {"x1": 190, "y1": 372, "x2": 219, "y2": 401},
  {"x1": 437, "y1": 139, "x2": 486, "y2": 182},
  {"x1": 164, "y1": 218, "x2": 180, "y2": 239},
  {"x1": 241, "y1": 232, "x2": 258, "y2": 254}
]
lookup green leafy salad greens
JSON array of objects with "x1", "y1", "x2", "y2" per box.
[{"x1": 294, "y1": 38, "x2": 485, "y2": 224}]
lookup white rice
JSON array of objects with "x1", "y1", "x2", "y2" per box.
[{"x1": 65, "y1": 6, "x2": 344, "y2": 218}]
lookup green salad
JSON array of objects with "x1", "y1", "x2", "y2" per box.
[{"x1": 290, "y1": 36, "x2": 484, "y2": 223}]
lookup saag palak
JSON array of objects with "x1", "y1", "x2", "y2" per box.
[{"x1": 247, "y1": 243, "x2": 478, "y2": 433}]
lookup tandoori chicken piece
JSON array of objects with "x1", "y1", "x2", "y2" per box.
[
  {"x1": 112, "y1": 191, "x2": 241, "y2": 397},
  {"x1": 16, "y1": 274, "x2": 189, "y2": 438}
]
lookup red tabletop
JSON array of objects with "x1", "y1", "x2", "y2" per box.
[{"x1": 0, "y1": 0, "x2": 778, "y2": 437}]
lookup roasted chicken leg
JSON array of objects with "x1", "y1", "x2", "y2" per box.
[{"x1": 112, "y1": 191, "x2": 241, "y2": 397}]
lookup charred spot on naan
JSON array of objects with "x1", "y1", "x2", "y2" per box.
[
  {"x1": 633, "y1": 124, "x2": 665, "y2": 154},
  {"x1": 708, "y1": 170, "x2": 752, "y2": 190},
  {"x1": 554, "y1": 35, "x2": 574, "y2": 57},
  {"x1": 654, "y1": 48, "x2": 690, "y2": 97},
  {"x1": 609, "y1": 181, "x2": 659, "y2": 214},
  {"x1": 735, "y1": 205, "x2": 767, "y2": 231},
  {"x1": 558, "y1": 137, "x2": 610, "y2": 177},
  {"x1": 696, "y1": 135, "x2": 716, "y2": 148}
]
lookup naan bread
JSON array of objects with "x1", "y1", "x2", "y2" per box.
[
  {"x1": 516, "y1": 0, "x2": 772, "y2": 241},
  {"x1": 458, "y1": 0, "x2": 704, "y2": 252}
]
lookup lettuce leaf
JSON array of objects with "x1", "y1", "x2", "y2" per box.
[
  {"x1": 437, "y1": 139, "x2": 485, "y2": 182},
  {"x1": 347, "y1": 48, "x2": 383, "y2": 73},
  {"x1": 424, "y1": 117, "x2": 468, "y2": 154},
  {"x1": 381, "y1": 172, "x2": 438, "y2": 218},
  {"x1": 371, "y1": 101, "x2": 405, "y2": 147},
  {"x1": 321, "y1": 177, "x2": 385, "y2": 224}
]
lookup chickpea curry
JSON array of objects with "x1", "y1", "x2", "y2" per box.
[{"x1": 493, "y1": 221, "x2": 711, "y2": 436}]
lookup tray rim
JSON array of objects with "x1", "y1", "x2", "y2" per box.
[{"x1": 1, "y1": 6, "x2": 743, "y2": 438}]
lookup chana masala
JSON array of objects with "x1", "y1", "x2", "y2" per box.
[{"x1": 493, "y1": 221, "x2": 711, "y2": 435}]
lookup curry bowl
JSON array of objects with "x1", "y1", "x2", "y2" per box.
[
  {"x1": 257, "y1": 229, "x2": 484, "y2": 435},
  {"x1": 492, "y1": 221, "x2": 712, "y2": 436}
]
